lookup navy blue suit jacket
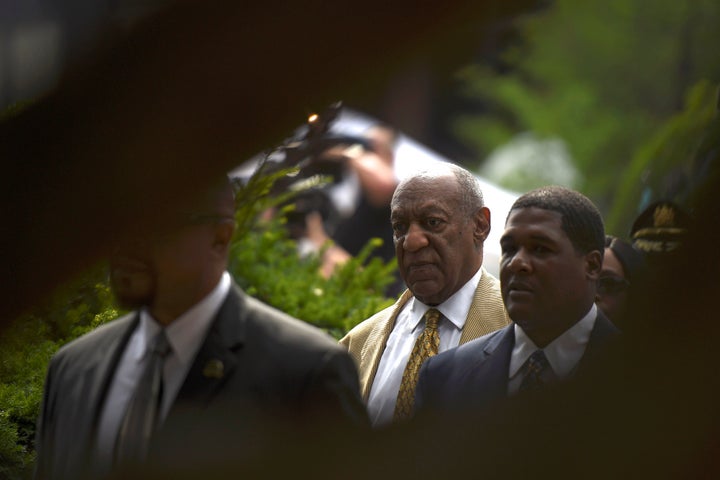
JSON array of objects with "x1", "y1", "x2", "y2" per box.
[{"x1": 415, "y1": 310, "x2": 619, "y2": 415}]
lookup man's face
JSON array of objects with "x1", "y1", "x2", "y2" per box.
[
  {"x1": 110, "y1": 212, "x2": 227, "y2": 319},
  {"x1": 500, "y1": 207, "x2": 600, "y2": 344},
  {"x1": 391, "y1": 175, "x2": 489, "y2": 306}
]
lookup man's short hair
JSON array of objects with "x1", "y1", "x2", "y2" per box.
[
  {"x1": 449, "y1": 163, "x2": 485, "y2": 217},
  {"x1": 509, "y1": 185, "x2": 605, "y2": 256},
  {"x1": 393, "y1": 162, "x2": 484, "y2": 217}
]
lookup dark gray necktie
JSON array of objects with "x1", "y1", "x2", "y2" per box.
[
  {"x1": 115, "y1": 330, "x2": 171, "y2": 465},
  {"x1": 519, "y1": 349, "x2": 550, "y2": 392}
]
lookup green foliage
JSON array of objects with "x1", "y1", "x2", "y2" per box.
[
  {"x1": 606, "y1": 79, "x2": 718, "y2": 233},
  {"x1": 0, "y1": 414, "x2": 26, "y2": 480},
  {"x1": 0, "y1": 266, "x2": 117, "y2": 479},
  {"x1": 230, "y1": 214, "x2": 395, "y2": 339},
  {"x1": 229, "y1": 157, "x2": 396, "y2": 338},
  {"x1": 454, "y1": 0, "x2": 720, "y2": 227},
  {"x1": 0, "y1": 100, "x2": 34, "y2": 122}
]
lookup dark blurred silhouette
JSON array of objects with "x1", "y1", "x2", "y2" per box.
[
  {"x1": 33, "y1": 176, "x2": 367, "y2": 479},
  {"x1": 0, "y1": 0, "x2": 534, "y2": 324},
  {"x1": 10, "y1": 1, "x2": 720, "y2": 478}
]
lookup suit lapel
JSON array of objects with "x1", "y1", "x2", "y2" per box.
[
  {"x1": 577, "y1": 310, "x2": 620, "y2": 373},
  {"x1": 172, "y1": 286, "x2": 244, "y2": 408},
  {"x1": 85, "y1": 314, "x2": 140, "y2": 445},
  {"x1": 467, "y1": 325, "x2": 515, "y2": 402},
  {"x1": 358, "y1": 289, "x2": 413, "y2": 400},
  {"x1": 460, "y1": 267, "x2": 511, "y2": 344}
]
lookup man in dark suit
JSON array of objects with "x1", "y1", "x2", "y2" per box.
[
  {"x1": 34, "y1": 177, "x2": 367, "y2": 479},
  {"x1": 416, "y1": 185, "x2": 619, "y2": 416}
]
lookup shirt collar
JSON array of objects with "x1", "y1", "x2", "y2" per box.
[
  {"x1": 407, "y1": 267, "x2": 483, "y2": 333},
  {"x1": 509, "y1": 303, "x2": 597, "y2": 379},
  {"x1": 137, "y1": 271, "x2": 232, "y2": 366}
]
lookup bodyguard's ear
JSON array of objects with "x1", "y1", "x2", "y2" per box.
[
  {"x1": 473, "y1": 207, "x2": 491, "y2": 243},
  {"x1": 585, "y1": 250, "x2": 603, "y2": 280}
]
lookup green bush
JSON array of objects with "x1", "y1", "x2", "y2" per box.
[
  {"x1": 229, "y1": 158, "x2": 396, "y2": 338},
  {"x1": 0, "y1": 266, "x2": 117, "y2": 479},
  {"x1": 230, "y1": 213, "x2": 396, "y2": 338}
]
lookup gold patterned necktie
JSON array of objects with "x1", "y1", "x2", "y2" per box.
[{"x1": 394, "y1": 308, "x2": 441, "y2": 421}]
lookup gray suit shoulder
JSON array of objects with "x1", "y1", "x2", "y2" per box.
[
  {"x1": 49, "y1": 313, "x2": 135, "y2": 368},
  {"x1": 242, "y1": 293, "x2": 344, "y2": 354},
  {"x1": 238, "y1": 290, "x2": 368, "y2": 426}
]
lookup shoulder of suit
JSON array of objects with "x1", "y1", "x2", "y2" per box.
[
  {"x1": 425, "y1": 328, "x2": 504, "y2": 381},
  {"x1": 339, "y1": 291, "x2": 408, "y2": 346},
  {"x1": 340, "y1": 305, "x2": 391, "y2": 343},
  {"x1": 241, "y1": 291, "x2": 343, "y2": 352},
  {"x1": 50, "y1": 312, "x2": 136, "y2": 365},
  {"x1": 592, "y1": 309, "x2": 622, "y2": 342},
  {"x1": 424, "y1": 327, "x2": 504, "y2": 374},
  {"x1": 480, "y1": 266, "x2": 501, "y2": 286},
  {"x1": 457, "y1": 325, "x2": 508, "y2": 356},
  {"x1": 339, "y1": 291, "x2": 410, "y2": 370},
  {"x1": 477, "y1": 268, "x2": 504, "y2": 305},
  {"x1": 340, "y1": 290, "x2": 412, "y2": 343},
  {"x1": 338, "y1": 303, "x2": 395, "y2": 365}
]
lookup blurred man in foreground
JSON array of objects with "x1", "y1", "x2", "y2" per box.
[{"x1": 34, "y1": 177, "x2": 366, "y2": 479}]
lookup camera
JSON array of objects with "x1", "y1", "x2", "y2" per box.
[{"x1": 267, "y1": 102, "x2": 373, "y2": 240}]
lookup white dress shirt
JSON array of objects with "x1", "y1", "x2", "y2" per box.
[
  {"x1": 95, "y1": 271, "x2": 231, "y2": 468},
  {"x1": 507, "y1": 303, "x2": 597, "y2": 395},
  {"x1": 367, "y1": 268, "x2": 483, "y2": 427}
]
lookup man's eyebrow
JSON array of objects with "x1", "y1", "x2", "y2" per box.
[
  {"x1": 418, "y1": 205, "x2": 451, "y2": 216},
  {"x1": 500, "y1": 232, "x2": 555, "y2": 243},
  {"x1": 393, "y1": 205, "x2": 450, "y2": 218},
  {"x1": 527, "y1": 233, "x2": 555, "y2": 243}
]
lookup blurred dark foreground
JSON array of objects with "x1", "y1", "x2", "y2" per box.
[{"x1": 2, "y1": 0, "x2": 719, "y2": 477}]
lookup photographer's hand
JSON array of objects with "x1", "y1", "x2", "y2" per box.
[{"x1": 305, "y1": 212, "x2": 351, "y2": 278}]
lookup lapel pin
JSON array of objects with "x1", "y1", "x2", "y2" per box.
[{"x1": 202, "y1": 359, "x2": 225, "y2": 379}]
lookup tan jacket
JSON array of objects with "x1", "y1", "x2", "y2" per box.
[{"x1": 339, "y1": 267, "x2": 510, "y2": 401}]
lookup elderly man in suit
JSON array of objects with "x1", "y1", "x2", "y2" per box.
[
  {"x1": 416, "y1": 186, "x2": 619, "y2": 415},
  {"x1": 34, "y1": 176, "x2": 367, "y2": 479},
  {"x1": 340, "y1": 162, "x2": 510, "y2": 427}
]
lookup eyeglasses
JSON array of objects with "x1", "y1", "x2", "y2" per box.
[
  {"x1": 155, "y1": 212, "x2": 235, "y2": 229},
  {"x1": 114, "y1": 213, "x2": 236, "y2": 251},
  {"x1": 597, "y1": 276, "x2": 629, "y2": 295},
  {"x1": 145, "y1": 213, "x2": 235, "y2": 239}
]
